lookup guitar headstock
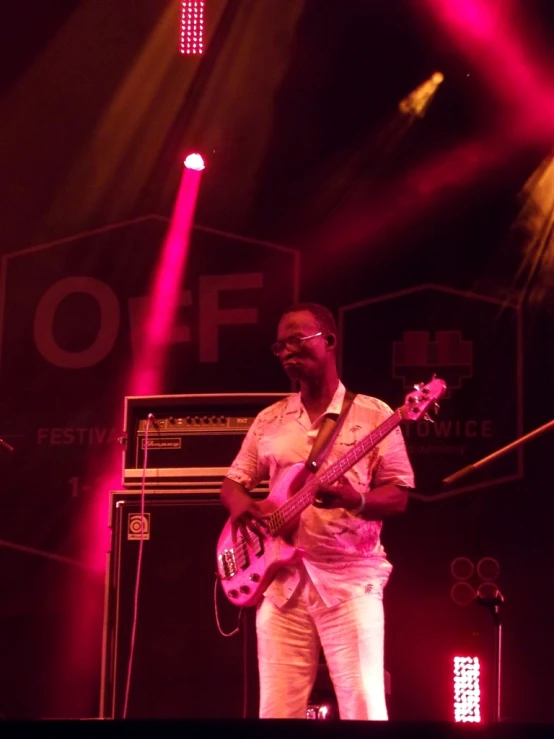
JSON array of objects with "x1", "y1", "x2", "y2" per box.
[{"x1": 400, "y1": 376, "x2": 447, "y2": 422}]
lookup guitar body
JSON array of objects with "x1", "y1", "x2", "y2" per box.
[{"x1": 216, "y1": 462, "x2": 308, "y2": 608}]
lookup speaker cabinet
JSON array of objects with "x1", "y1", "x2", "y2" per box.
[{"x1": 100, "y1": 491, "x2": 258, "y2": 719}]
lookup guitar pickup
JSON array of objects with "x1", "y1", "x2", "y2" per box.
[
  {"x1": 245, "y1": 527, "x2": 265, "y2": 559},
  {"x1": 252, "y1": 532, "x2": 264, "y2": 558},
  {"x1": 239, "y1": 552, "x2": 250, "y2": 569},
  {"x1": 233, "y1": 529, "x2": 265, "y2": 571},
  {"x1": 236, "y1": 537, "x2": 250, "y2": 570}
]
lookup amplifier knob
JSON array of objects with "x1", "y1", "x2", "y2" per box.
[{"x1": 203, "y1": 416, "x2": 209, "y2": 423}]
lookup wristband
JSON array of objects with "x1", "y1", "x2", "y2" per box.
[{"x1": 351, "y1": 491, "x2": 366, "y2": 516}]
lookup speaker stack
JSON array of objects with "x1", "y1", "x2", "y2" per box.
[{"x1": 100, "y1": 392, "x2": 287, "y2": 719}]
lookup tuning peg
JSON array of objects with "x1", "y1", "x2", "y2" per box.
[
  {"x1": 433, "y1": 402, "x2": 440, "y2": 414},
  {"x1": 423, "y1": 413, "x2": 435, "y2": 423},
  {"x1": 413, "y1": 382, "x2": 423, "y2": 390}
]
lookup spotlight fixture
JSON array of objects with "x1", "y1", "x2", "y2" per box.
[
  {"x1": 454, "y1": 656, "x2": 481, "y2": 723},
  {"x1": 399, "y1": 71, "x2": 445, "y2": 118},
  {"x1": 180, "y1": 1, "x2": 204, "y2": 56},
  {"x1": 184, "y1": 153, "x2": 205, "y2": 171}
]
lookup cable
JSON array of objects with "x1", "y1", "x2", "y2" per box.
[
  {"x1": 213, "y1": 576, "x2": 242, "y2": 637},
  {"x1": 122, "y1": 413, "x2": 153, "y2": 718},
  {"x1": 242, "y1": 610, "x2": 249, "y2": 719},
  {"x1": 212, "y1": 576, "x2": 249, "y2": 717}
]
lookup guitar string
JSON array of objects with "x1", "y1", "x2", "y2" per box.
[{"x1": 266, "y1": 409, "x2": 403, "y2": 534}]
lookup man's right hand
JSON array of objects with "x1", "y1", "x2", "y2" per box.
[{"x1": 220, "y1": 478, "x2": 268, "y2": 547}]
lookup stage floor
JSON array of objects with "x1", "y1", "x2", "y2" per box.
[{"x1": 1, "y1": 719, "x2": 553, "y2": 739}]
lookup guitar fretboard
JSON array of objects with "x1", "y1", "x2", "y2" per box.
[{"x1": 267, "y1": 408, "x2": 403, "y2": 535}]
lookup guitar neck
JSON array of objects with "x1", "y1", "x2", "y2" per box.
[{"x1": 267, "y1": 408, "x2": 403, "y2": 535}]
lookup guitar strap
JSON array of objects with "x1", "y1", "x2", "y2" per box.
[{"x1": 305, "y1": 388, "x2": 357, "y2": 474}]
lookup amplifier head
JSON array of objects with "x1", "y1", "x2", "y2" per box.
[{"x1": 122, "y1": 392, "x2": 290, "y2": 489}]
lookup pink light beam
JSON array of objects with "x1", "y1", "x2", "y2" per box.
[
  {"x1": 47, "y1": 157, "x2": 204, "y2": 719},
  {"x1": 423, "y1": 0, "x2": 554, "y2": 139},
  {"x1": 130, "y1": 162, "x2": 203, "y2": 395}
]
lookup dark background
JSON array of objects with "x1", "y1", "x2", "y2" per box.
[{"x1": 0, "y1": 0, "x2": 553, "y2": 723}]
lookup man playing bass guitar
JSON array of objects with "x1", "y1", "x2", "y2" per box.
[{"x1": 220, "y1": 303, "x2": 416, "y2": 720}]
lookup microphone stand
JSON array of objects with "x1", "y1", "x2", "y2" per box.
[
  {"x1": 443, "y1": 418, "x2": 554, "y2": 486},
  {"x1": 476, "y1": 592, "x2": 504, "y2": 723}
]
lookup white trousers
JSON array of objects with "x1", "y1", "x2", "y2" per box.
[{"x1": 256, "y1": 570, "x2": 388, "y2": 720}]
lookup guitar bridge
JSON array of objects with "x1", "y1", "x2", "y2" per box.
[
  {"x1": 218, "y1": 529, "x2": 266, "y2": 579},
  {"x1": 218, "y1": 549, "x2": 238, "y2": 579}
]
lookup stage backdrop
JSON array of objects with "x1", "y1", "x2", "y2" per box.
[{"x1": 0, "y1": 216, "x2": 551, "y2": 722}]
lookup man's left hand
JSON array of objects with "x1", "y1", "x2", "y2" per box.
[{"x1": 313, "y1": 479, "x2": 362, "y2": 511}]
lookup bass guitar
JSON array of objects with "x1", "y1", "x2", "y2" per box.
[{"x1": 216, "y1": 376, "x2": 447, "y2": 607}]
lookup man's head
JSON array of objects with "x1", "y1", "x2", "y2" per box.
[{"x1": 272, "y1": 303, "x2": 338, "y2": 381}]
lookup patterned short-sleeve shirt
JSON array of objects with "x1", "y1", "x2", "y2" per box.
[{"x1": 226, "y1": 381, "x2": 415, "y2": 607}]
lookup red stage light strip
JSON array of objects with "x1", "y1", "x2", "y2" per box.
[
  {"x1": 180, "y1": 1, "x2": 204, "y2": 55},
  {"x1": 454, "y1": 656, "x2": 481, "y2": 723}
]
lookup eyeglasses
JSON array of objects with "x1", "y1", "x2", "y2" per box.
[{"x1": 270, "y1": 331, "x2": 323, "y2": 356}]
